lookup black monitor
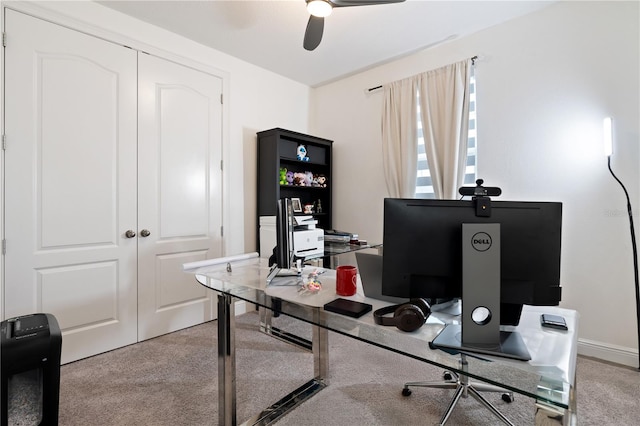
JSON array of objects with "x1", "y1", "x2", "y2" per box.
[
  {"x1": 275, "y1": 198, "x2": 294, "y2": 270},
  {"x1": 381, "y1": 198, "x2": 562, "y2": 327},
  {"x1": 266, "y1": 198, "x2": 300, "y2": 285}
]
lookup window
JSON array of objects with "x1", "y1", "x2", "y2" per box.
[{"x1": 415, "y1": 68, "x2": 477, "y2": 198}]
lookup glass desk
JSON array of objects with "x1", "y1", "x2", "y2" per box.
[
  {"x1": 192, "y1": 258, "x2": 578, "y2": 426},
  {"x1": 264, "y1": 242, "x2": 382, "y2": 349}
]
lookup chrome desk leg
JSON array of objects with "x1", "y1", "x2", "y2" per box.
[
  {"x1": 534, "y1": 370, "x2": 577, "y2": 426},
  {"x1": 259, "y1": 305, "x2": 312, "y2": 351},
  {"x1": 258, "y1": 306, "x2": 329, "y2": 380},
  {"x1": 218, "y1": 293, "x2": 236, "y2": 426},
  {"x1": 242, "y1": 310, "x2": 328, "y2": 425},
  {"x1": 312, "y1": 312, "x2": 329, "y2": 381},
  {"x1": 534, "y1": 381, "x2": 577, "y2": 425}
]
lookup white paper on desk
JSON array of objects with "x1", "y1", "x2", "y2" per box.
[{"x1": 182, "y1": 252, "x2": 259, "y2": 272}]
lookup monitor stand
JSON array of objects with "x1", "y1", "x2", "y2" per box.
[
  {"x1": 431, "y1": 223, "x2": 531, "y2": 361},
  {"x1": 430, "y1": 324, "x2": 530, "y2": 361},
  {"x1": 430, "y1": 299, "x2": 462, "y2": 316},
  {"x1": 266, "y1": 263, "x2": 302, "y2": 286}
]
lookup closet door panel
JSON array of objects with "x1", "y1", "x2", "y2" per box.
[
  {"x1": 158, "y1": 87, "x2": 209, "y2": 237},
  {"x1": 40, "y1": 56, "x2": 117, "y2": 247},
  {"x1": 4, "y1": 10, "x2": 138, "y2": 363},
  {"x1": 137, "y1": 53, "x2": 223, "y2": 340}
]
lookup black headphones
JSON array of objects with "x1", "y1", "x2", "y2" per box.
[{"x1": 373, "y1": 298, "x2": 431, "y2": 332}]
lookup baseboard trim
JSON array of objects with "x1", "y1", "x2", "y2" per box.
[{"x1": 578, "y1": 338, "x2": 639, "y2": 368}]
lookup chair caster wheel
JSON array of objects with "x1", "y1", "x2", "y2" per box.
[
  {"x1": 402, "y1": 387, "x2": 412, "y2": 397},
  {"x1": 501, "y1": 393, "x2": 513, "y2": 403},
  {"x1": 443, "y1": 371, "x2": 453, "y2": 381}
]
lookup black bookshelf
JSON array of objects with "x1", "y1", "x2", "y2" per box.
[{"x1": 257, "y1": 128, "x2": 333, "y2": 251}]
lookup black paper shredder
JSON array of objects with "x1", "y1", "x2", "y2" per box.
[{"x1": 1, "y1": 313, "x2": 62, "y2": 426}]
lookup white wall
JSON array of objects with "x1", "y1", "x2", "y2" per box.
[{"x1": 311, "y1": 1, "x2": 640, "y2": 366}]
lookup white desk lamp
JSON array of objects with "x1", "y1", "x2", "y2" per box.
[{"x1": 605, "y1": 117, "x2": 640, "y2": 369}]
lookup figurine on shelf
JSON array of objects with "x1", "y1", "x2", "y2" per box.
[
  {"x1": 304, "y1": 203, "x2": 314, "y2": 214},
  {"x1": 305, "y1": 171, "x2": 314, "y2": 186},
  {"x1": 316, "y1": 174, "x2": 327, "y2": 187},
  {"x1": 297, "y1": 144, "x2": 310, "y2": 162},
  {"x1": 294, "y1": 172, "x2": 306, "y2": 186},
  {"x1": 286, "y1": 170, "x2": 294, "y2": 185},
  {"x1": 316, "y1": 199, "x2": 322, "y2": 213},
  {"x1": 279, "y1": 167, "x2": 287, "y2": 186}
]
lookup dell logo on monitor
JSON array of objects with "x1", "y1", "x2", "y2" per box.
[{"x1": 471, "y1": 232, "x2": 492, "y2": 252}]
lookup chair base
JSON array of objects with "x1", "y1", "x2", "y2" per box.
[{"x1": 402, "y1": 355, "x2": 514, "y2": 426}]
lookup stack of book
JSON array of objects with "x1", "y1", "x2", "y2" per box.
[{"x1": 324, "y1": 230, "x2": 358, "y2": 244}]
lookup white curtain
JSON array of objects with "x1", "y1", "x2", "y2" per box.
[
  {"x1": 382, "y1": 59, "x2": 471, "y2": 199},
  {"x1": 381, "y1": 78, "x2": 419, "y2": 198}
]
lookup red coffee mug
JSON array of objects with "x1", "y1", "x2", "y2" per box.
[{"x1": 336, "y1": 265, "x2": 357, "y2": 296}]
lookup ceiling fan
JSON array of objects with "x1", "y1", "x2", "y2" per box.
[{"x1": 303, "y1": 0, "x2": 406, "y2": 51}]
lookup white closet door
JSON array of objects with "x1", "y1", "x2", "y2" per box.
[
  {"x1": 137, "y1": 54, "x2": 223, "y2": 340},
  {"x1": 4, "y1": 10, "x2": 138, "y2": 363}
]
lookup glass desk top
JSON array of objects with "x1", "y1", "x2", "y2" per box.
[
  {"x1": 193, "y1": 257, "x2": 578, "y2": 416},
  {"x1": 321, "y1": 241, "x2": 382, "y2": 256}
]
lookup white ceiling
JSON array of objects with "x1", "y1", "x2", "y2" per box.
[{"x1": 99, "y1": 0, "x2": 553, "y2": 87}]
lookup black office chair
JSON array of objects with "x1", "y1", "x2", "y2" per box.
[
  {"x1": 374, "y1": 298, "x2": 514, "y2": 424},
  {"x1": 401, "y1": 352, "x2": 514, "y2": 425}
]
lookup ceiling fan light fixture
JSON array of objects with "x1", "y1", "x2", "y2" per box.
[{"x1": 307, "y1": 0, "x2": 332, "y2": 17}]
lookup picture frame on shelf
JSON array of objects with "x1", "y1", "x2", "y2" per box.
[{"x1": 291, "y1": 198, "x2": 303, "y2": 213}]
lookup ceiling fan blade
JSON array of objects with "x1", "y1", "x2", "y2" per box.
[
  {"x1": 330, "y1": 0, "x2": 405, "y2": 7},
  {"x1": 303, "y1": 15, "x2": 324, "y2": 51}
]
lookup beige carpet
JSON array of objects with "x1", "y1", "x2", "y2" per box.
[{"x1": 57, "y1": 311, "x2": 640, "y2": 425}]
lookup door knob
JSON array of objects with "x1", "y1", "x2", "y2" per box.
[
  {"x1": 140, "y1": 229, "x2": 151, "y2": 237},
  {"x1": 125, "y1": 230, "x2": 136, "y2": 238}
]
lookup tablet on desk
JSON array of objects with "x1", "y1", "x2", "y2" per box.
[{"x1": 324, "y1": 298, "x2": 372, "y2": 318}]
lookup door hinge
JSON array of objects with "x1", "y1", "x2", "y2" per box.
[
  {"x1": 220, "y1": 160, "x2": 223, "y2": 171},
  {"x1": 2, "y1": 239, "x2": 6, "y2": 255},
  {"x1": 2, "y1": 134, "x2": 6, "y2": 151},
  {"x1": 220, "y1": 93, "x2": 223, "y2": 105},
  {"x1": 2, "y1": 32, "x2": 6, "y2": 48},
  {"x1": 220, "y1": 226, "x2": 224, "y2": 237}
]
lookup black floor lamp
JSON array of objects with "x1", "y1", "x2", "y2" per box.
[{"x1": 604, "y1": 117, "x2": 640, "y2": 369}]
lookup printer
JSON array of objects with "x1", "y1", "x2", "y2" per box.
[
  {"x1": 292, "y1": 216, "x2": 324, "y2": 259},
  {"x1": 258, "y1": 215, "x2": 324, "y2": 259}
]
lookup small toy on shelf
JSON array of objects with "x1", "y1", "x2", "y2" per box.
[
  {"x1": 316, "y1": 174, "x2": 327, "y2": 187},
  {"x1": 286, "y1": 170, "x2": 294, "y2": 185},
  {"x1": 279, "y1": 167, "x2": 287, "y2": 186},
  {"x1": 297, "y1": 144, "x2": 310, "y2": 162},
  {"x1": 293, "y1": 172, "x2": 306, "y2": 186},
  {"x1": 305, "y1": 171, "x2": 314, "y2": 186}
]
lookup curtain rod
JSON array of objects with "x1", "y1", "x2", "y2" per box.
[{"x1": 366, "y1": 55, "x2": 478, "y2": 93}]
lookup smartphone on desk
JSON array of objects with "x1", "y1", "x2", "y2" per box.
[{"x1": 540, "y1": 314, "x2": 568, "y2": 330}]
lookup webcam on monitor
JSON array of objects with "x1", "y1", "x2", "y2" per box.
[{"x1": 458, "y1": 179, "x2": 502, "y2": 198}]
